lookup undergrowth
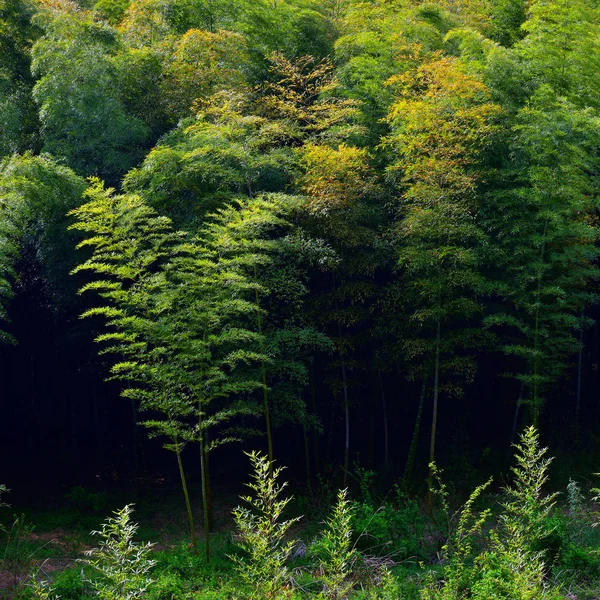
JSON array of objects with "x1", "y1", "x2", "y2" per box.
[{"x1": 3, "y1": 427, "x2": 600, "y2": 599}]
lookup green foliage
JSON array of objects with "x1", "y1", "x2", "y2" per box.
[
  {"x1": 0, "y1": 0, "x2": 39, "y2": 156},
  {"x1": 483, "y1": 86, "x2": 600, "y2": 419},
  {"x1": 2, "y1": 513, "x2": 38, "y2": 590},
  {"x1": 31, "y1": 7, "x2": 148, "y2": 179},
  {"x1": 350, "y1": 487, "x2": 429, "y2": 560},
  {"x1": 420, "y1": 427, "x2": 568, "y2": 599},
  {"x1": 0, "y1": 152, "x2": 85, "y2": 338},
  {"x1": 82, "y1": 504, "x2": 156, "y2": 600},
  {"x1": 315, "y1": 488, "x2": 355, "y2": 599},
  {"x1": 231, "y1": 451, "x2": 301, "y2": 599},
  {"x1": 124, "y1": 91, "x2": 297, "y2": 228},
  {"x1": 93, "y1": 0, "x2": 130, "y2": 25}
]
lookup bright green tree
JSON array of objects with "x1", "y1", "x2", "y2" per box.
[
  {"x1": 0, "y1": 153, "x2": 86, "y2": 340},
  {"x1": 124, "y1": 91, "x2": 297, "y2": 229},
  {"x1": 70, "y1": 181, "x2": 267, "y2": 561},
  {"x1": 0, "y1": 0, "x2": 39, "y2": 156}
]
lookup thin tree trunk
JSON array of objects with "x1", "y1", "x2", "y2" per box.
[
  {"x1": 341, "y1": 357, "x2": 350, "y2": 488},
  {"x1": 403, "y1": 377, "x2": 427, "y2": 487},
  {"x1": 199, "y1": 431, "x2": 211, "y2": 563},
  {"x1": 532, "y1": 220, "x2": 549, "y2": 428},
  {"x1": 130, "y1": 395, "x2": 145, "y2": 503},
  {"x1": 254, "y1": 270, "x2": 273, "y2": 463},
  {"x1": 175, "y1": 437, "x2": 197, "y2": 556},
  {"x1": 368, "y1": 376, "x2": 375, "y2": 469},
  {"x1": 205, "y1": 431, "x2": 213, "y2": 532},
  {"x1": 303, "y1": 423, "x2": 313, "y2": 495},
  {"x1": 511, "y1": 382, "x2": 525, "y2": 446},
  {"x1": 576, "y1": 308, "x2": 584, "y2": 430},
  {"x1": 378, "y1": 369, "x2": 389, "y2": 466},
  {"x1": 326, "y1": 402, "x2": 334, "y2": 464},
  {"x1": 332, "y1": 273, "x2": 350, "y2": 487},
  {"x1": 428, "y1": 318, "x2": 441, "y2": 514},
  {"x1": 311, "y1": 370, "x2": 320, "y2": 474}
]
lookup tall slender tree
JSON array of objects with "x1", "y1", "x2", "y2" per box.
[
  {"x1": 70, "y1": 181, "x2": 266, "y2": 561},
  {"x1": 384, "y1": 55, "x2": 500, "y2": 487}
]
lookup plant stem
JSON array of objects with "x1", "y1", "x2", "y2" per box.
[
  {"x1": 175, "y1": 436, "x2": 197, "y2": 556},
  {"x1": 403, "y1": 377, "x2": 427, "y2": 487},
  {"x1": 199, "y1": 429, "x2": 211, "y2": 563},
  {"x1": 428, "y1": 318, "x2": 441, "y2": 514},
  {"x1": 254, "y1": 271, "x2": 273, "y2": 464},
  {"x1": 378, "y1": 369, "x2": 389, "y2": 466}
]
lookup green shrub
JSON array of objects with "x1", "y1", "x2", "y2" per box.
[
  {"x1": 230, "y1": 451, "x2": 301, "y2": 599},
  {"x1": 82, "y1": 504, "x2": 156, "y2": 600},
  {"x1": 2, "y1": 514, "x2": 39, "y2": 588},
  {"x1": 44, "y1": 568, "x2": 91, "y2": 600},
  {"x1": 314, "y1": 488, "x2": 355, "y2": 599},
  {"x1": 351, "y1": 487, "x2": 427, "y2": 559},
  {"x1": 421, "y1": 426, "x2": 564, "y2": 600},
  {"x1": 471, "y1": 426, "x2": 560, "y2": 600}
]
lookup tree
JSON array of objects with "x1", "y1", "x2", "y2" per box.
[
  {"x1": 298, "y1": 142, "x2": 385, "y2": 483},
  {"x1": 384, "y1": 55, "x2": 500, "y2": 485},
  {"x1": 198, "y1": 193, "x2": 334, "y2": 463},
  {"x1": 70, "y1": 181, "x2": 268, "y2": 561},
  {"x1": 31, "y1": 7, "x2": 148, "y2": 179},
  {"x1": 515, "y1": 0, "x2": 600, "y2": 110},
  {"x1": 0, "y1": 0, "x2": 39, "y2": 156},
  {"x1": 124, "y1": 91, "x2": 297, "y2": 229},
  {"x1": 0, "y1": 153, "x2": 86, "y2": 341},
  {"x1": 334, "y1": 0, "x2": 453, "y2": 145},
  {"x1": 482, "y1": 87, "x2": 600, "y2": 425},
  {"x1": 162, "y1": 28, "x2": 250, "y2": 123}
]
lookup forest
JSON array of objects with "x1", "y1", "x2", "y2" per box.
[{"x1": 1, "y1": 0, "x2": 600, "y2": 598}]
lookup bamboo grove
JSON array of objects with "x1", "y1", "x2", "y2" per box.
[{"x1": 1, "y1": 0, "x2": 600, "y2": 560}]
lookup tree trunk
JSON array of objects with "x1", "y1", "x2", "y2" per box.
[
  {"x1": 254, "y1": 271, "x2": 273, "y2": 463},
  {"x1": 403, "y1": 377, "x2": 427, "y2": 487},
  {"x1": 199, "y1": 432, "x2": 211, "y2": 563},
  {"x1": 311, "y1": 371, "x2": 320, "y2": 474},
  {"x1": 378, "y1": 369, "x2": 389, "y2": 467},
  {"x1": 576, "y1": 308, "x2": 584, "y2": 430},
  {"x1": 532, "y1": 220, "x2": 549, "y2": 428},
  {"x1": 368, "y1": 376, "x2": 375, "y2": 469},
  {"x1": 175, "y1": 438, "x2": 197, "y2": 556},
  {"x1": 510, "y1": 382, "x2": 524, "y2": 447},
  {"x1": 341, "y1": 357, "x2": 350, "y2": 488},
  {"x1": 205, "y1": 431, "x2": 213, "y2": 532},
  {"x1": 427, "y1": 319, "x2": 441, "y2": 514},
  {"x1": 303, "y1": 423, "x2": 313, "y2": 495}
]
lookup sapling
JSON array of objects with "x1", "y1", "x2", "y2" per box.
[
  {"x1": 82, "y1": 504, "x2": 156, "y2": 600},
  {"x1": 472, "y1": 426, "x2": 559, "y2": 600},
  {"x1": 316, "y1": 488, "x2": 355, "y2": 599},
  {"x1": 231, "y1": 451, "x2": 301, "y2": 599}
]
